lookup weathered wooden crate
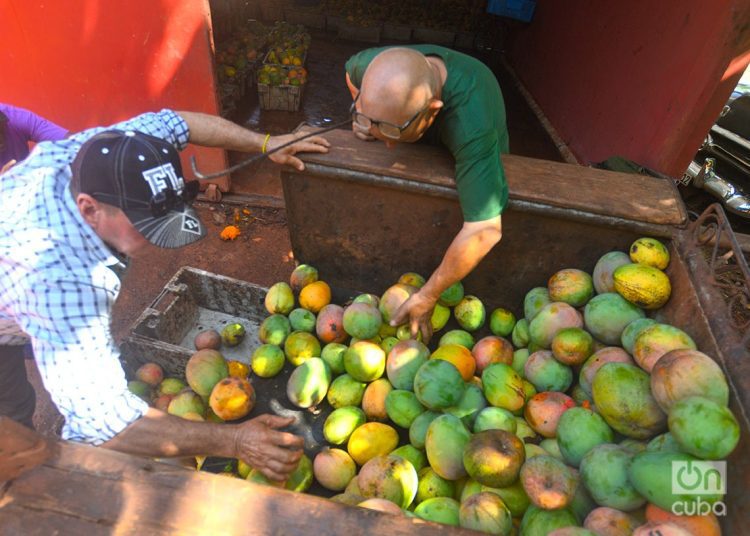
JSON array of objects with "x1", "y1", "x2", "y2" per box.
[{"x1": 258, "y1": 81, "x2": 305, "y2": 111}]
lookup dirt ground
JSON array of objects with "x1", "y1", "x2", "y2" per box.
[{"x1": 28, "y1": 29, "x2": 563, "y2": 436}]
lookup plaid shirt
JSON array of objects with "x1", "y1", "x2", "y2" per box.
[{"x1": 0, "y1": 109, "x2": 189, "y2": 445}]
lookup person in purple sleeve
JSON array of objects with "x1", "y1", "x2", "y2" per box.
[{"x1": 0, "y1": 103, "x2": 68, "y2": 173}]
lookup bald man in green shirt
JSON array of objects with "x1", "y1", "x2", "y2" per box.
[{"x1": 345, "y1": 45, "x2": 509, "y2": 342}]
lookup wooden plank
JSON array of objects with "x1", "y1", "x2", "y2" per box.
[
  {"x1": 0, "y1": 417, "x2": 51, "y2": 481},
  {"x1": 297, "y1": 127, "x2": 687, "y2": 226},
  {"x1": 0, "y1": 441, "x2": 475, "y2": 535},
  {"x1": 0, "y1": 505, "x2": 123, "y2": 536}
]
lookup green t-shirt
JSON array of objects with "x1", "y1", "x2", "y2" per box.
[{"x1": 346, "y1": 45, "x2": 509, "y2": 222}]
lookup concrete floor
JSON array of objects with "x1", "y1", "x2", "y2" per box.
[{"x1": 29, "y1": 31, "x2": 563, "y2": 437}]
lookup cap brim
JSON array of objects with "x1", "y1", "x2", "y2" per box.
[{"x1": 125, "y1": 206, "x2": 206, "y2": 249}]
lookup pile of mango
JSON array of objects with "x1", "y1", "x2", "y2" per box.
[
  {"x1": 266, "y1": 21, "x2": 311, "y2": 51},
  {"x1": 215, "y1": 21, "x2": 267, "y2": 83},
  {"x1": 259, "y1": 22, "x2": 310, "y2": 89},
  {"x1": 128, "y1": 236, "x2": 738, "y2": 534},
  {"x1": 214, "y1": 20, "x2": 269, "y2": 116}
]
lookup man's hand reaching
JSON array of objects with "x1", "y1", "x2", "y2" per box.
[
  {"x1": 233, "y1": 414, "x2": 305, "y2": 482},
  {"x1": 389, "y1": 290, "x2": 437, "y2": 344}
]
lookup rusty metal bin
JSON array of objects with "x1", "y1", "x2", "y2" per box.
[{"x1": 280, "y1": 129, "x2": 749, "y2": 531}]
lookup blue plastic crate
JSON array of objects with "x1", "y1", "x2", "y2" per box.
[{"x1": 487, "y1": 0, "x2": 536, "y2": 22}]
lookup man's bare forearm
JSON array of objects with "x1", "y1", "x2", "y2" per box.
[
  {"x1": 101, "y1": 408, "x2": 237, "y2": 459},
  {"x1": 177, "y1": 111, "x2": 265, "y2": 152},
  {"x1": 421, "y1": 217, "x2": 502, "y2": 301}
]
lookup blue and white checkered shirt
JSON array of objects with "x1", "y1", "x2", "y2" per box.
[{"x1": 0, "y1": 109, "x2": 190, "y2": 445}]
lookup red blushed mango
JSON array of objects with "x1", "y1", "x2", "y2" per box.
[
  {"x1": 645, "y1": 503, "x2": 721, "y2": 536},
  {"x1": 520, "y1": 455, "x2": 579, "y2": 510},
  {"x1": 524, "y1": 392, "x2": 576, "y2": 438},
  {"x1": 289, "y1": 264, "x2": 318, "y2": 292},
  {"x1": 472, "y1": 335, "x2": 514, "y2": 373},
  {"x1": 135, "y1": 362, "x2": 164, "y2": 387},
  {"x1": 316, "y1": 304, "x2": 347, "y2": 344},
  {"x1": 379, "y1": 283, "x2": 418, "y2": 324},
  {"x1": 548, "y1": 268, "x2": 594, "y2": 307},
  {"x1": 209, "y1": 377, "x2": 256, "y2": 421},
  {"x1": 584, "y1": 507, "x2": 640, "y2": 536}
]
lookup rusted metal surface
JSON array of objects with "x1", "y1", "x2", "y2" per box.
[
  {"x1": 293, "y1": 127, "x2": 688, "y2": 226},
  {"x1": 654, "y1": 204, "x2": 750, "y2": 532},
  {"x1": 689, "y1": 204, "x2": 750, "y2": 346},
  {"x1": 282, "y1": 165, "x2": 657, "y2": 312}
]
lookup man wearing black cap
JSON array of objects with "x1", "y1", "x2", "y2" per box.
[{"x1": 0, "y1": 109, "x2": 329, "y2": 481}]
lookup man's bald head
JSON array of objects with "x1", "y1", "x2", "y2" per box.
[{"x1": 360, "y1": 48, "x2": 439, "y2": 124}]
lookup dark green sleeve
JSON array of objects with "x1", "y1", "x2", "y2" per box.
[{"x1": 452, "y1": 130, "x2": 508, "y2": 222}]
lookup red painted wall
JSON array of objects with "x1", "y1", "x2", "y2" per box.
[
  {"x1": 0, "y1": 0, "x2": 227, "y2": 183},
  {"x1": 507, "y1": 1, "x2": 750, "y2": 176}
]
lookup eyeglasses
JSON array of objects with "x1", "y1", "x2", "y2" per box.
[
  {"x1": 92, "y1": 180, "x2": 199, "y2": 218},
  {"x1": 349, "y1": 94, "x2": 430, "y2": 140}
]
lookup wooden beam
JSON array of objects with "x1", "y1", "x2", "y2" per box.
[
  {"x1": 0, "y1": 417, "x2": 51, "y2": 482},
  {"x1": 1, "y1": 440, "x2": 475, "y2": 535}
]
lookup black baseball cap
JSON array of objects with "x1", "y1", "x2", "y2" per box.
[{"x1": 71, "y1": 129, "x2": 206, "y2": 249}]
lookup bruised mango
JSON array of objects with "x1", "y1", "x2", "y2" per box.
[
  {"x1": 463, "y1": 429, "x2": 525, "y2": 488},
  {"x1": 315, "y1": 304, "x2": 347, "y2": 344}
]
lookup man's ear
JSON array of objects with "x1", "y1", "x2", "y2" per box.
[
  {"x1": 76, "y1": 193, "x2": 102, "y2": 229},
  {"x1": 426, "y1": 99, "x2": 444, "y2": 120}
]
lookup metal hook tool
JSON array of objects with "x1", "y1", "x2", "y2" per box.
[{"x1": 190, "y1": 118, "x2": 352, "y2": 180}]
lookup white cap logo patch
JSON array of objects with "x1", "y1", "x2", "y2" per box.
[{"x1": 182, "y1": 213, "x2": 202, "y2": 235}]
